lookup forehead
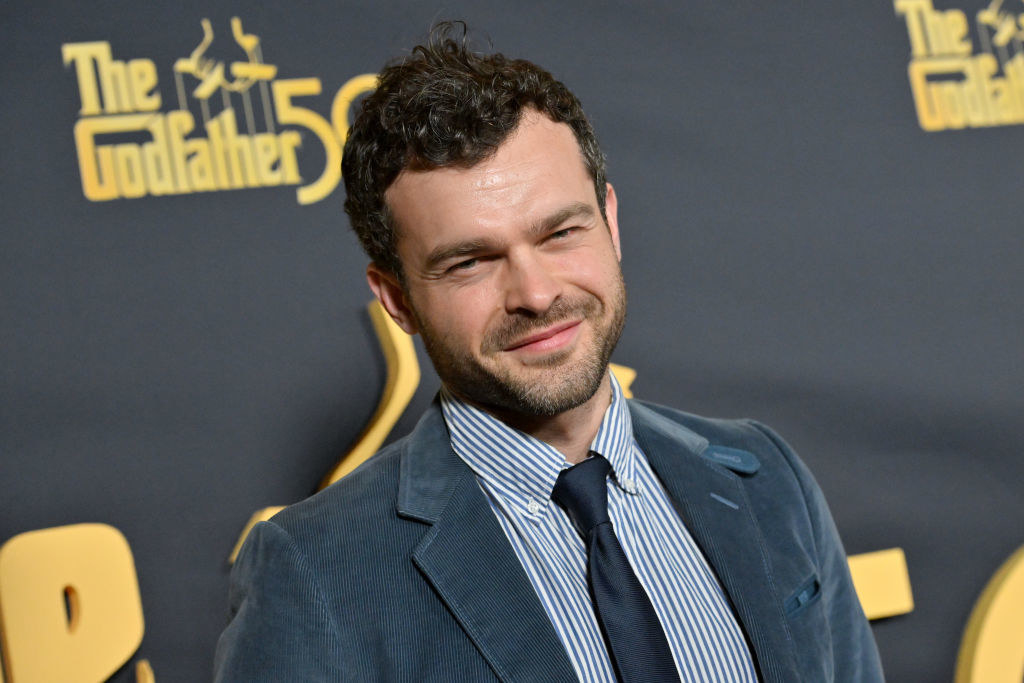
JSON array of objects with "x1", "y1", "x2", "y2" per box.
[{"x1": 384, "y1": 112, "x2": 594, "y2": 254}]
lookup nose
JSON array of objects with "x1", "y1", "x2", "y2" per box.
[{"x1": 503, "y1": 251, "x2": 561, "y2": 316}]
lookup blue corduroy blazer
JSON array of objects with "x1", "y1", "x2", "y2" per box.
[{"x1": 214, "y1": 399, "x2": 884, "y2": 682}]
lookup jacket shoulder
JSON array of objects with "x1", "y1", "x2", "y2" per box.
[
  {"x1": 629, "y1": 399, "x2": 794, "y2": 464},
  {"x1": 267, "y1": 433, "x2": 411, "y2": 547}
]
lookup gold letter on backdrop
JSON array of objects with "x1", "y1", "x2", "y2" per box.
[
  {"x1": 271, "y1": 78, "x2": 341, "y2": 205},
  {"x1": 955, "y1": 545, "x2": 1024, "y2": 683},
  {"x1": 847, "y1": 548, "x2": 914, "y2": 620},
  {"x1": 0, "y1": 524, "x2": 145, "y2": 682},
  {"x1": 331, "y1": 73, "x2": 378, "y2": 154},
  {"x1": 319, "y1": 300, "x2": 420, "y2": 486}
]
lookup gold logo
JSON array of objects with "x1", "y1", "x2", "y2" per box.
[
  {"x1": 895, "y1": 0, "x2": 1024, "y2": 130},
  {"x1": 62, "y1": 18, "x2": 376, "y2": 204}
]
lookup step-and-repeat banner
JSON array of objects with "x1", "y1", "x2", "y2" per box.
[{"x1": 2, "y1": 1, "x2": 1022, "y2": 681}]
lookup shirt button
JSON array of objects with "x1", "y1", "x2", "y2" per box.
[
  {"x1": 621, "y1": 478, "x2": 639, "y2": 494},
  {"x1": 527, "y1": 500, "x2": 541, "y2": 515}
]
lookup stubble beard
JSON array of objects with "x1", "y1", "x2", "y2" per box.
[{"x1": 415, "y1": 274, "x2": 627, "y2": 418}]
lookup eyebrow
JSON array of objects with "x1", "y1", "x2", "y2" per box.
[
  {"x1": 424, "y1": 239, "x2": 491, "y2": 271},
  {"x1": 423, "y1": 202, "x2": 597, "y2": 271},
  {"x1": 531, "y1": 202, "x2": 595, "y2": 237}
]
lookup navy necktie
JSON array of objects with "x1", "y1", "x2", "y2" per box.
[{"x1": 551, "y1": 454, "x2": 681, "y2": 683}]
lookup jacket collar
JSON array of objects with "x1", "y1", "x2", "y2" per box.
[
  {"x1": 395, "y1": 400, "x2": 578, "y2": 682},
  {"x1": 629, "y1": 400, "x2": 799, "y2": 682},
  {"x1": 395, "y1": 400, "x2": 463, "y2": 524}
]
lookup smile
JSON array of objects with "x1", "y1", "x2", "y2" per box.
[{"x1": 504, "y1": 320, "x2": 582, "y2": 354}]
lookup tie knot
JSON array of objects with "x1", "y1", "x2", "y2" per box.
[{"x1": 551, "y1": 454, "x2": 612, "y2": 535}]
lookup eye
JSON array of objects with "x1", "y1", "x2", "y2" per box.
[
  {"x1": 448, "y1": 257, "x2": 479, "y2": 272},
  {"x1": 549, "y1": 227, "x2": 577, "y2": 240}
]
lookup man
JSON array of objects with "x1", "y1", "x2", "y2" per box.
[{"x1": 214, "y1": 24, "x2": 883, "y2": 682}]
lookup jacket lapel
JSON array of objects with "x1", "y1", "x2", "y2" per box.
[
  {"x1": 396, "y1": 404, "x2": 577, "y2": 683},
  {"x1": 629, "y1": 402, "x2": 799, "y2": 683}
]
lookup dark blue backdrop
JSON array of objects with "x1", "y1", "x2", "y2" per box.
[{"x1": 2, "y1": 1, "x2": 1022, "y2": 681}]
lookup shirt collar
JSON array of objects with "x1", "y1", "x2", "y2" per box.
[
  {"x1": 590, "y1": 372, "x2": 638, "y2": 491},
  {"x1": 440, "y1": 372, "x2": 639, "y2": 518}
]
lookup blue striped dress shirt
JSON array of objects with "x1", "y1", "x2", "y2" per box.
[{"x1": 439, "y1": 374, "x2": 759, "y2": 682}]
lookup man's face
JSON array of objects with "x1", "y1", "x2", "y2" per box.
[{"x1": 368, "y1": 111, "x2": 626, "y2": 418}]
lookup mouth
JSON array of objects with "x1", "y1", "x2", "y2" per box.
[{"x1": 503, "y1": 320, "x2": 582, "y2": 354}]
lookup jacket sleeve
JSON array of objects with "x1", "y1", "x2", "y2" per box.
[
  {"x1": 747, "y1": 420, "x2": 886, "y2": 682},
  {"x1": 213, "y1": 520, "x2": 346, "y2": 682}
]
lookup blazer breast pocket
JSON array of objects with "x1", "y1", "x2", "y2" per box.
[
  {"x1": 784, "y1": 575, "x2": 821, "y2": 616},
  {"x1": 783, "y1": 574, "x2": 835, "y2": 681}
]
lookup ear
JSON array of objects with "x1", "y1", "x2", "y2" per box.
[
  {"x1": 604, "y1": 182, "x2": 621, "y2": 261},
  {"x1": 366, "y1": 264, "x2": 419, "y2": 335}
]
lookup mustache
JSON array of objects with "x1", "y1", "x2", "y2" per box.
[{"x1": 482, "y1": 297, "x2": 600, "y2": 353}]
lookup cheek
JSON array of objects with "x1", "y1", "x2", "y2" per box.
[
  {"x1": 420, "y1": 287, "x2": 497, "y2": 344},
  {"x1": 559, "y1": 250, "x2": 621, "y2": 295}
]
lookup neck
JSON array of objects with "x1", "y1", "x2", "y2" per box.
[{"x1": 471, "y1": 372, "x2": 614, "y2": 465}]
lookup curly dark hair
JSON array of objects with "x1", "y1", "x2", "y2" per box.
[{"x1": 342, "y1": 22, "x2": 607, "y2": 278}]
